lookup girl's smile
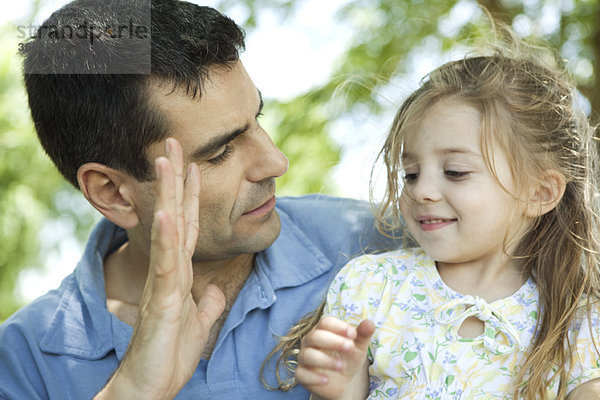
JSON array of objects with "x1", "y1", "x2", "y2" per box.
[{"x1": 416, "y1": 215, "x2": 457, "y2": 232}]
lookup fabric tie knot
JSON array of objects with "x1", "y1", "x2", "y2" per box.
[{"x1": 434, "y1": 295, "x2": 523, "y2": 355}]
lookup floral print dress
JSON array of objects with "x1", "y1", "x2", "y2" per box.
[{"x1": 324, "y1": 248, "x2": 600, "y2": 399}]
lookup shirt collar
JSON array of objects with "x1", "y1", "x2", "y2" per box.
[
  {"x1": 257, "y1": 206, "x2": 332, "y2": 291},
  {"x1": 206, "y1": 205, "x2": 333, "y2": 358}
]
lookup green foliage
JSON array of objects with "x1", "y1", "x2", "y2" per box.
[
  {"x1": 0, "y1": 24, "x2": 97, "y2": 321},
  {"x1": 233, "y1": 0, "x2": 600, "y2": 119},
  {"x1": 0, "y1": 24, "x2": 63, "y2": 320},
  {"x1": 267, "y1": 95, "x2": 340, "y2": 195}
]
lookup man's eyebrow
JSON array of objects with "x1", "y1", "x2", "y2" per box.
[
  {"x1": 190, "y1": 125, "x2": 249, "y2": 161},
  {"x1": 189, "y1": 89, "x2": 263, "y2": 161}
]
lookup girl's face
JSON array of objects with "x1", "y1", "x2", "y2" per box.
[{"x1": 399, "y1": 98, "x2": 529, "y2": 269}]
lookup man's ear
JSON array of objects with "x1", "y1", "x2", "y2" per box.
[
  {"x1": 77, "y1": 163, "x2": 140, "y2": 229},
  {"x1": 525, "y1": 169, "x2": 566, "y2": 218}
]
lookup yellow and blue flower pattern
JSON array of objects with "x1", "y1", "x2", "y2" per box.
[{"x1": 324, "y1": 248, "x2": 600, "y2": 399}]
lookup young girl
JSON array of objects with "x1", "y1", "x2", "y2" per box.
[{"x1": 266, "y1": 38, "x2": 600, "y2": 399}]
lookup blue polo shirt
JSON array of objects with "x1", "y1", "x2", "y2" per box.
[{"x1": 0, "y1": 195, "x2": 398, "y2": 399}]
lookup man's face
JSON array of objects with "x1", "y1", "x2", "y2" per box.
[{"x1": 133, "y1": 61, "x2": 288, "y2": 261}]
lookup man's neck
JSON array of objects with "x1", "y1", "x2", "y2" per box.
[{"x1": 103, "y1": 241, "x2": 255, "y2": 357}]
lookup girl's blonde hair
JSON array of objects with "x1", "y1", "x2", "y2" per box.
[
  {"x1": 263, "y1": 31, "x2": 600, "y2": 400},
  {"x1": 377, "y1": 38, "x2": 600, "y2": 399}
]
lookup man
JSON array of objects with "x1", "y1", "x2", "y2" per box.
[{"x1": 0, "y1": 1, "x2": 396, "y2": 398}]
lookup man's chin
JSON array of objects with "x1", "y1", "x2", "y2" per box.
[
  {"x1": 193, "y1": 210, "x2": 281, "y2": 261},
  {"x1": 243, "y1": 209, "x2": 281, "y2": 252}
]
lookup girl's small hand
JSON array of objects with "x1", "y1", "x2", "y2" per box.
[{"x1": 295, "y1": 316, "x2": 375, "y2": 400}]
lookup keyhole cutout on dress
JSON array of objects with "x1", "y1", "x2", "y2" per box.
[{"x1": 457, "y1": 316, "x2": 485, "y2": 339}]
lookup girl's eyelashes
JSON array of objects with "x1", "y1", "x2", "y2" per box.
[
  {"x1": 403, "y1": 172, "x2": 419, "y2": 184},
  {"x1": 401, "y1": 170, "x2": 471, "y2": 183},
  {"x1": 444, "y1": 170, "x2": 470, "y2": 180},
  {"x1": 207, "y1": 144, "x2": 233, "y2": 165}
]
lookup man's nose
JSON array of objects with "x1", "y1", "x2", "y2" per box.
[{"x1": 246, "y1": 128, "x2": 289, "y2": 182}]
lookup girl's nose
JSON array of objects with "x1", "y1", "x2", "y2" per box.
[{"x1": 408, "y1": 175, "x2": 442, "y2": 203}]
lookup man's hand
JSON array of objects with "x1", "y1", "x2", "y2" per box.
[
  {"x1": 295, "y1": 316, "x2": 374, "y2": 400},
  {"x1": 96, "y1": 138, "x2": 226, "y2": 399}
]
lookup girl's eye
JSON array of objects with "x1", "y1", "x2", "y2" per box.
[
  {"x1": 208, "y1": 145, "x2": 233, "y2": 165},
  {"x1": 403, "y1": 172, "x2": 419, "y2": 184},
  {"x1": 445, "y1": 170, "x2": 469, "y2": 180}
]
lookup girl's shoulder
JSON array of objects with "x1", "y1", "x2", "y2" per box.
[
  {"x1": 326, "y1": 248, "x2": 434, "y2": 322},
  {"x1": 339, "y1": 247, "x2": 433, "y2": 279},
  {"x1": 572, "y1": 297, "x2": 600, "y2": 332}
]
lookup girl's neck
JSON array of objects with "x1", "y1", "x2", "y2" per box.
[{"x1": 435, "y1": 257, "x2": 528, "y2": 303}]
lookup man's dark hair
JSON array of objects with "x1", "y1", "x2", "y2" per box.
[{"x1": 20, "y1": 0, "x2": 245, "y2": 187}]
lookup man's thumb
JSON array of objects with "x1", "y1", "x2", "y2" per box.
[{"x1": 196, "y1": 284, "x2": 226, "y2": 327}]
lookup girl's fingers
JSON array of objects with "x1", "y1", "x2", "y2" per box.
[
  {"x1": 317, "y1": 316, "x2": 357, "y2": 340},
  {"x1": 294, "y1": 365, "x2": 329, "y2": 387},
  {"x1": 297, "y1": 347, "x2": 345, "y2": 372},
  {"x1": 302, "y1": 328, "x2": 355, "y2": 354},
  {"x1": 354, "y1": 320, "x2": 376, "y2": 353}
]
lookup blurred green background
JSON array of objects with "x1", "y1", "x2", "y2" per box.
[{"x1": 1, "y1": 0, "x2": 599, "y2": 321}]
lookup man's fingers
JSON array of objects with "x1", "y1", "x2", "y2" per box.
[
  {"x1": 142, "y1": 209, "x2": 182, "y2": 317},
  {"x1": 154, "y1": 157, "x2": 177, "y2": 249},
  {"x1": 165, "y1": 138, "x2": 186, "y2": 251},
  {"x1": 183, "y1": 162, "x2": 201, "y2": 255},
  {"x1": 149, "y1": 209, "x2": 177, "y2": 276}
]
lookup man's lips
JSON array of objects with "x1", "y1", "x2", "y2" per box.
[
  {"x1": 416, "y1": 216, "x2": 457, "y2": 232},
  {"x1": 243, "y1": 196, "x2": 276, "y2": 217}
]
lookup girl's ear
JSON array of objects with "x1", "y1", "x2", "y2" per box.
[
  {"x1": 77, "y1": 163, "x2": 140, "y2": 229},
  {"x1": 525, "y1": 169, "x2": 566, "y2": 218}
]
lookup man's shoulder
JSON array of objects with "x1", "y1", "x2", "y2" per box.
[
  {"x1": 0, "y1": 277, "x2": 72, "y2": 397},
  {"x1": 0, "y1": 276, "x2": 70, "y2": 347},
  {"x1": 0, "y1": 272, "x2": 115, "y2": 399},
  {"x1": 274, "y1": 194, "x2": 399, "y2": 263},
  {"x1": 276, "y1": 194, "x2": 374, "y2": 231}
]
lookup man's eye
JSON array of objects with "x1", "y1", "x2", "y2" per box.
[
  {"x1": 445, "y1": 170, "x2": 469, "y2": 180},
  {"x1": 208, "y1": 145, "x2": 233, "y2": 165}
]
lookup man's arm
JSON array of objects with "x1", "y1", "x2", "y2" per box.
[{"x1": 95, "y1": 138, "x2": 225, "y2": 399}]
